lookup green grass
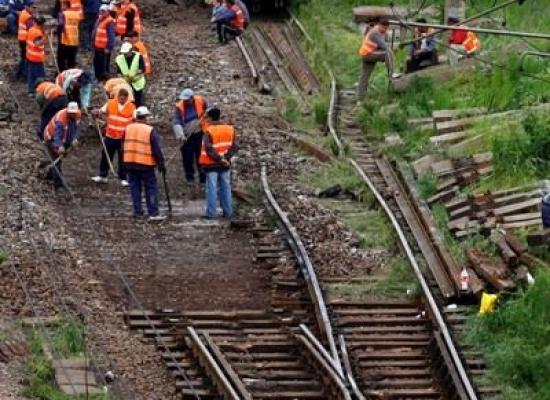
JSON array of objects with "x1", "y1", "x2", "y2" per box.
[
  {"x1": 303, "y1": 160, "x2": 368, "y2": 196},
  {"x1": 417, "y1": 173, "x2": 439, "y2": 199},
  {"x1": 344, "y1": 209, "x2": 397, "y2": 250},
  {"x1": 23, "y1": 329, "x2": 109, "y2": 400},
  {"x1": 465, "y1": 269, "x2": 550, "y2": 400}
]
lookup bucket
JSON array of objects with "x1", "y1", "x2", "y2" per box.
[{"x1": 542, "y1": 193, "x2": 550, "y2": 228}]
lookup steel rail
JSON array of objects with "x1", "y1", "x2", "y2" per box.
[
  {"x1": 235, "y1": 36, "x2": 258, "y2": 83},
  {"x1": 348, "y1": 158, "x2": 478, "y2": 400},
  {"x1": 260, "y1": 165, "x2": 343, "y2": 375},
  {"x1": 390, "y1": 19, "x2": 550, "y2": 40}
]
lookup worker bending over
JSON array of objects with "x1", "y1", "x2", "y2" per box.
[
  {"x1": 92, "y1": 4, "x2": 115, "y2": 80},
  {"x1": 35, "y1": 78, "x2": 68, "y2": 139},
  {"x1": 123, "y1": 106, "x2": 165, "y2": 221},
  {"x1": 91, "y1": 88, "x2": 135, "y2": 186},
  {"x1": 56, "y1": 0, "x2": 82, "y2": 71},
  {"x1": 55, "y1": 68, "x2": 94, "y2": 111},
  {"x1": 114, "y1": 0, "x2": 141, "y2": 39},
  {"x1": 26, "y1": 15, "x2": 46, "y2": 95},
  {"x1": 116, "y1": 42, "x2": 146, "y2": 106},
  {"x1": 42, "y1": 102, "x2": 81, "y2": 189},
  {"x1": 103, "y1": 74, "x2": 135, "y2": 102},
  {"x1": 173, "y1": 88, "x2": 210, "y2": 196},
  {"x1": 357, "y1": 18, "x2": 399, "y2": 101},
  {"x1": 447, "y1": 17, "x2": 480, "y2": 65},
  {"x1": 406, "y1": 18, "x2": 438, "y2": 73},
  {"x1": 212, "y1": 0, "x2": 245, "y2": 44},
  {"x1": 15, "y1": 0, "x2": 36, "y2": 80},
  {"x1": 199, "y1": 108, "x2": 237, "y2": 220}
]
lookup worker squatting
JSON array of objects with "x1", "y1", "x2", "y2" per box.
[{"x1": 6, "y1": 0, "x2": 248, "y2": 221}]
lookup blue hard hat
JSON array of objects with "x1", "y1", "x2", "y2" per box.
[{"x1": 180, "y1": 88, "x2": 194, "y2": 100}]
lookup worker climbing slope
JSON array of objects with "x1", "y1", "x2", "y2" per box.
[
  {"x1": 34, "y1": 78, "x2": 68, "y2": 139},
  {"x1": 115, "y1": 41, "x2": 146, "y2": 106}
]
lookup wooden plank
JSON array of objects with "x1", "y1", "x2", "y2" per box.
[
  {"x1": 501, "y1": 218, "x2": 541, "y2": 229},
  {"x1": 490, "y1": 234, "x2": 518, "y2": 266},
  {"x1": 501, "y1": 212, "x2": 541, "y2": 223},
  {"x1": 492, "y1": 198, "x2": 540, "y2": 217},
  {"x1": 430, "y1": 131, "x2": 467, "y2": 145},
  {"x1": 436, "y1": 119, "x2": 471, "y2": 135},
  {"x1": 527, "y1": 228, "x2": 550, "y2": 246},
  {"x1": 503, "y1": 233, "x2": 528, "y2": 254}
]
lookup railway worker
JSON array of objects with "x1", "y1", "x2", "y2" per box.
[
  {"x1": 447, "y1": 16, "x2": 480, "y2": 65},
  {"x1": 406, "y1": 18, "x2": 438, "y2": 73},
  {"x1": 114, "y1": 0, "x2": 141, "y2": 39},
  {"x1": 15, "y1": 0, "x2": 36, "y2": 81},
  {"x1": 80, "y1": 0, "x2": 100, "y2": 51},
  {"x1": 173, "y1": 88, "x2": 210, "y2": 196},
  {"x1": 56, "y1": 0, "x2": 82, "y2": 71},
  {"x1": 122, "y1": 106, "x2": 166, "y2": 221},
  {"x1": 91, "y1": 88, "x2": 135, "y2": 186},
  {"x1": 235, "y1": 0, "x2": 249, "y2": 28},
  {"x1": 115, "y1": 41, "x2": 146, "y2": 106},
  {"x1": 34, "y1": 78, "x2": 68, "y2": 140},
  {"x1": 212, "y1": 0, "x2": 244, "y2": 44},
  {"x1": 92, "y1": 4, "x2": 115, "y2": 80},
  {"x1": 43, "y1": 101, "x2": 81, "y2": 189},
  {"x1": 4, "y1": 0, "x2": 27, "y2": 35},
  {"x1": 26, "y1": 15, "x2": 46, "y2": 95},
  {"x1": 55, "y1": 68, "x2": 95, "y2": 111},
  {"x1": 103, "y1": 74, "x2": 135, "y2": 103},
  {"x1": 125, "y1": 31, "x2": 152, "y2": 75},
  {"x1": 198, "y1": 107, "x2": 237, "y2": 220},
  {"x1": 356, "y1": 18, "x2": 400, "y2": 101},
  {"x1": 52, "y1": 0, "x2": 82, "y2": 18}
]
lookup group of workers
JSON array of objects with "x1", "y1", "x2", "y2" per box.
[
  {"x1": 357, "y1": 16, "x2": 481, "y2": 100},
  {"x1": 5, "y1": 0, "x2": 246, "y2": 221}
]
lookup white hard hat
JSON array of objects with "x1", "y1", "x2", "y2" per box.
[
  {"x1": 134, "y1": 106, "x2": 151, "y2": 118},
  {"x1": 179, "y1": 88, "x2": 194, "y2": 100},
  {"x1": 120, "y1": 42, "x2": 133, "y2": 54},
  {"x1": 67, "y1": 102, "x2": 80, "y2": 113}
]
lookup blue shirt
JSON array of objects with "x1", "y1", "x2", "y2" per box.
[
  {"x1": 212, "y1": 7, "x2": 235, "y2": 24},
  {"x1": 52, "y1": 117, "x2": 80, "y2": 149},
  {"x1": 84, "y1": 0, "x2": 100, "y2": 15},
  {"x1": 92, "y1": 16, "x2": 115, "y2": 50},
  {"x1": 173, "y1": 98, "x2": 211, "y2": 126}
]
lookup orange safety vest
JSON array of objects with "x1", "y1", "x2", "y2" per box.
[
  {"x1": 105, "y1": 99, "x2": 136, "y2": 139},
  {"x1": 230, "y1": 4, "x2": 244, "y2": 30},
  {"x1": 61, "y1": 10, "x2": 81, "y2": 46},
  {"x1": 199, "y1": 124, "x2": 235, "y2": 166},
  {"x1": 358, "y1": 29, "x2": 378, "y2": 57},
  {"x1": 463, "y1": 31, "x2": 480, "y2": 54},
  {"x1": 133, "y1": 41, "x2": 152, "y2": 75},
  {"x1": 26, "y1": 26, "x2": 45, "y2": 63},
  {"x1": 123, "y1": 123, "x2": 155, "y2": 166},
  {"x1": 116, "y1": 2, "x2": 141, "y2": 36},
  {"x1": 94, "y1": 16, "x2": 114, "y2": 49},
  {"x1": 36, "y1": 82, "x2": 65, "y2": 101},
  {"x1": 55, "y1": 68, "x2": 83, "y2": 87},
  {"x1": 176, "y1": 96, "x2": 209, "y2": 132},
  {"x1": 18, "y1": 9, "x2": 33, "y2": 42},
  {"x1": 43, "y1": 108, "x2": 82, "y2": 142}
]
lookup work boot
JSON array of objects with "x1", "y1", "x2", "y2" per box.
[
  {"x1": 148, "y1": 215, "x2": 166, "y2": 222},
  {"x1": 91, "y1": 176, "x2": 108, "y2": 184}
]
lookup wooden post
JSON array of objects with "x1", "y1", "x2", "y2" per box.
[{"x1": 445, "y1": 0, "x2": 466, "y2": 23}]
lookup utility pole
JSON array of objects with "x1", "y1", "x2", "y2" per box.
[{"x1": 444, "y1": 0, "x2": 466, "y2": 23}]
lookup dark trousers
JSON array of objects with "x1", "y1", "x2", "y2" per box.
[
  {"x1": 216, "y1": 22, "x2": 242, "y2": 43},
  {"x1": 99, "y1": 137, "x2": 125, "y2": 179},
  {"x1": 134, "y1": 89, "x2": 144, "y2": 107},
  {"x1": 27, "y1": 61, "x2": 45, "y2": 94},
  {"x1": 46, "y1": 147, "x2": 64, "y2": 189},
  {"x1": 406, "y1": 50, "x2": 439, "y2": 73},
  {"x1": 38, "y1": 96, "x2": 68, "y2": 140},
  {"x1": 128, "y1": 168, "x2": 159, "y2": 216},
  {"x1": 93, "y1": 49, "x2": 111, "y2": 80},
  {"x1": 180, "y1": 132, "x2": 205, "y2": 184},
  {"x1": 57, "y1": 44, "x2": 78, "y2": 72},
  {"x1": 80, "y1": 13, "x2": 97, "y2": 51},
  {"x1": 17, "y1": 41, "x2": 27, "y2": 80}
]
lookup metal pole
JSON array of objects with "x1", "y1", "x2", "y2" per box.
[
  {"x1": 392, "y1": 19, "x2": 550, "y2": 40},
  {"x1": 400, "y1": 0, "x2": 527, "y2": 46}
]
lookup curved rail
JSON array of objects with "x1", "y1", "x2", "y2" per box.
[{"x1": 260, "y1": 165, "x2": 342, "y2": 374}]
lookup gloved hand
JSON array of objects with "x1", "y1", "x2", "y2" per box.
[
  {"x1": 173, "y1": 124, "x2": 185, "y2": 141},
  {"x1": 71, "y1": 139, "x2": 79, "y2": 148},
  {"x1": 58, "y1": 146, "x2": 66, "y2": 155}
]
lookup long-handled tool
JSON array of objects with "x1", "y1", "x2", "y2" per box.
[
  {"x1": 161, "y1": 169, "x2": 172, "y2": 216},
  {"x1": 47, "y1": 30, "x2": 61, "y2": 74},
  {"x1": 87, "y1": 111, "x2": 121, "y2": 183},
  {"x1": 41, "y1": 146, "x2": 73, "y2": 172}
]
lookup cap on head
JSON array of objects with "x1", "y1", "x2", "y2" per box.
[
  {"x1": 447, "y1": 16, "x2": 460, "y2": 24},
  {"x1": 67, "y1": 102, "x2": 80, "y2": 114},
  {"x1": 206, "y1": 107, "x2": 221, "y2": 121},
  {"x1": 99, "y1": 4, "x2": 110, "y2": 12},
  {"x1": 134, "y1": 106, "x2": 151, "y2": 118},
  {"x1": 180, "y1": 88, "x2": 194, "y2": 100},
  {"x1": 120, "y1": 42, "x2": 133, "y2": 54}
]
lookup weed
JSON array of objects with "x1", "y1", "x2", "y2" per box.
[
  {"x1": 52, "y1": 321, "x2": 85, "y2": 357},
  {"x1": 344, "y1": 209, "x2": 396, "y2": 250},
  {"x1": 302, "y1": 161, "x2": 364, "y2": 194},
  {"x1": 417, "y1": 173, "x2": 438, "y2": 199},
  {"x1": 282, "y1": 94, "x2": 300, "y2": 123},
  {"x1": 465, "y1": 269, "x2": 550, "y2": 400}
]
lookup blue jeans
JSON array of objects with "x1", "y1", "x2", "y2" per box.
[
  {"x1": 27, "y1": 61, "x2": 45, "y2": 94},
  {"x1": 80, "y1": 13, "x2": 97, "y2": 51},
  {"x1": 128, "y1": 168, "x2": 159, "y2": 216},
  {"x1": 6, "y1": 12, "x2": 18, "y2": 34},
  {"x1": 205, "y1": 169, "x2": 232, "y2": 218}
]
